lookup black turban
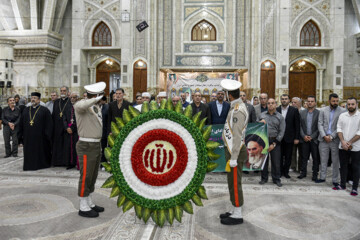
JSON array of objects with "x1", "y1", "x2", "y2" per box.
[
  {"x1": 245, "y1": 134, "x2": 265, "y2": 148},
  {"x1": 31, "y1": 92, "x2": 41, "y2": 98}
]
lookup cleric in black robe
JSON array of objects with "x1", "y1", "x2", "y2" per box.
[
  {"x1": 21, "y1": 92, "x2": 53, "y2": 171},
  {"x1": 52, "y1": 86, "x2": 73, "y2": 167}
]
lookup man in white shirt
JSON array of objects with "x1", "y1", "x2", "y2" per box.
[{"x1": 336, "y1": 97, "x2": 360, "y2": 196}]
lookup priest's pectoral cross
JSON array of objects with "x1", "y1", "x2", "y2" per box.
[
  {"x1": 30, "y1": 120, "x2": 34, "y2": 126},
  {"x1": 71, "y1": 118, "x2": 74, "y2": 124},
  {"x1": 60, "y1": 112, "x2": 63, "y2": 118}
]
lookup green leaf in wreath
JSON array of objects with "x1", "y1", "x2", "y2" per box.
[
  {"x1": 182, "y1": 201, "x2": 193, "y2": 214},
  {"x1": 206, "y1": 141, "x2": 221, "y2": 150},
  {"x1": 129, "y1": 105, "x2": 140, "y2": 118},
  {"x1": 192, "y1": 111, "x2": 202, "y2": 127},
  {"x1": 184, "y1": 105, "x2": 192, "y2": 119},
  {"x1": 174, "y1": 205, "x2": 183, "y2": 223},
  {"x1": 202, "y1": 125, "x2": 212, "y2": 141},
  {"x1": 192, "y1": 194, "x2": 203, "y2": 206},
  {"x1": 110, "y1": 186, "x2": 120, "y2": 198},
  {"x1": 199, "y1": 118, "x2": 207, "y2": 131},
  {"x1": 150, "y1": 100, "x2": 159, "y2": 111},
  {"x1": 123, "y1": 200, "x2": 134, "y2": 212},
  {"x1": 122, "y1": 109, "x2": 133, "y2": 123},
  {"x1": 141, "y1": 101, "x2": 150, "y2": 113},
  {"x1": 142, "y1": 208, "x2": 151, "y2": 223},
  {"x1": 166, "y1": 208, "x2": 175, "y2": 225},
  {"x1": 108, "y1": 135, "x2": 115, "y2": 148},
  {"x1": 101, "y1": 176, "x2": 115, "y2": 188},
  {"x1": 104, "y1": 147, "x2": 112, "y2": 161},
  {"x1": 197, "y1": 186, "x2": 208, "y2": 199},
  {"x1": 174, "y1": 101, "x2": 183, "y2": 114},
  {"x1": 207, "y1": 162, "x2": 218, "y2": 172},
  {"x1": 101, "y1": 162, "x2": 112, "y2": 172},
  {"x1": 115, "y1": 117, "x2": 125, "y2": 129},
  {"x1": 134, "y1": 204, "x2": 142, "y2": 219},
  {"x1": 158, "y1": 209, "x2": 166, "y2": 227},
  {"x1": 117, "y1": 194, "x2": 126, "y2": 207},
  {"x1": 111, "y1": 122, "x2": 120, "y2": 138}
]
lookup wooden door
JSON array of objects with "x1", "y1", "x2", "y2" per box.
[
  {"x1": 260, "y1": 61, "x2": 275, "y2": 98},
  {"x1": 289, "y1": 60, "x2": 316, "y2": 100},
  {"x1": 96, "y1": 60, "x2": 120, "y2": 97},
  {"x1": 133, "y1": 60, "x2": 147, "y2": 100},
  {"x1": 96, "y1": 72, "x2": 110, "y2": 95}
]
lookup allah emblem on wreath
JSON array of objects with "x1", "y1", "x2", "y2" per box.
[{"x1": 101, "y1": 99, "x2": 220, "y2": 227}]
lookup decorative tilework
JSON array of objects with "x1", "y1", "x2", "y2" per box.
[
  {"x1": 291, "y1": 0, "x2": 308, "y2": 23},
  {"x1": 184, "y1": 43, "x2": 224, "y2": 53},
  {"x1": 84, "y1": 2, "x2": 98, "y2": 19},
  {"x1": 315, "y1": 0, "x2": 330, "y2": 19},
  {"x1": 184, "y1": 6, "x2": 224, "y2": 20},
  {"x1": 263, "y1": 0, "x2": 276, "y2": 57},
  {"x1": 175, "y1": 55, "x2": 231, "y2": 66},
  {"x1": 105, "y1": 2, "x2": 121, "y2": 19},
  {"x1": 134, "y1": 0, "x2": 147, "y2": 57}
]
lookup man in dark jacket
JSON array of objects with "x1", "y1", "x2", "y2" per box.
[
  {"x1": 208, "y1": 90, "x2": 230, "y2": 124},
  {"x1": 107, "y1": 88, "x2": 130, "y2": 135},
  {"x1": 276, "y1": 94, "x2": 300, "y2": 178},
  {"x1": 191, "y1": 92, "x2": 211, "y2": 125},
  {"x1": 240, "y1": 91, "x2": 256, "y2": 123}
]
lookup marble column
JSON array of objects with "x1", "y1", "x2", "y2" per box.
[
  {"x1": 0, "y1": 38, "x2": 17, "y2": 96},
  {"x1": 318, "y1": 69, "x2": 324, "y2": 102}
]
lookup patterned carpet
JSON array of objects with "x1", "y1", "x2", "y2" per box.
[{"x1": 1, "y1": 144, "x2": 360, "y2": 240}]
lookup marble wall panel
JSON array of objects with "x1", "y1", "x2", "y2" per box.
[
  {"x1": 134, "y1": 0, "x2": 147, "y2": 58},
  {"x1": 235, "y1": 0, "x2": 246, "y2": 66},
  {"x1": 262, "y1": 0, "x2": 276, "y2": 58},
  {"x1": 184, "y1": 6, "x2": 224, "y2": 20},
  {"x1": 162, "y1": 0, "x2": 172, "y2": 66}
]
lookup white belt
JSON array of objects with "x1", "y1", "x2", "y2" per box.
[{"x1": 79, "y1": 137, "x2": 101, "y2": 142}]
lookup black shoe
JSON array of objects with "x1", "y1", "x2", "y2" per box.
[
  {"x1": 315, "y1": 179, "x2": 325, "y2": 183},
  {"x1": 12, "y1": 154, "x2": 18, "y2": 157},
  {"x1": 219, "y1": 212, "x2": 232, "y2": 219},
  {"x1": 312, "y1": 177, "x2": 317, "y2": 182},
  {"x1": 91, "y1": 205, "x2": 105, "y2": 212},
  {"x1": 284, "y1": 174, "x2": 291, "y2": 179},
  {"x1": 259, "y1": 180, "x2": 267, "y2": 185},
  {"x1": 66, "y1": 165, "x2": 75, "y2": 170},
  {"x1": 274, "y1": 181, "x2": 282, "y2": 187},
  {"x1": 220, "y1": 217, "x2": 244, "y2": 225},
  {"x1": 297, "y1": 175, "x2": 306, "y2": 179},
  {"x1": 4, "y1": 155, "x2": 11, "y2": 158},
  {"x1": 78, "y1": 209, "x2": 99, "y2": 218},
  {"x1": 333, "y1": 182, "x2": 339, "y2": 187},
  {"x1": 243, "y1": 171, "x2": 249, "y2": 174}
]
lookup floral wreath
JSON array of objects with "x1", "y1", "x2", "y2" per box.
[{"x1": 102, "y1": 99, "x2": 220, "y2": 227}]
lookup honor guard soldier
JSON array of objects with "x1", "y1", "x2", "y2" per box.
[
  {"x1": 219, "y1": 79, "x2": 249, "y2": 225},
  {"x1": 74, "y1": 82, "x2": 106, "y2": 218}
]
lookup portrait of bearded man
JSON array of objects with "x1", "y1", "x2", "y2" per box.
[{"x1": 245, "y1": 134, "x2": 267, "y2": 170}]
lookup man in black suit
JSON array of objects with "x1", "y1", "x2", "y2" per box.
[
  {"x1": 276, "y1": 94, "x2": 300, "y2": 178},
  {"x1": 240, "y1": 91, "x2": 256, "y2": 123},
  {"x1": 107, "y1": 88, "x2": 130, "y2": 135},
  {"x1": 298, "y1": 96, "x2": 320, "y2": 180},
  {"x1": 191, "y1": 92, "x2": 211, "y2": 125},
  {"x1": 208, "y1": 90, "x2": 230, "y2": 124},
  {"x1": 100, "y1": 96, "x2": 109, "y2": 165}
]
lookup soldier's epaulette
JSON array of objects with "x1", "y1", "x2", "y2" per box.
[{"x1": 234, "y1": 103, "x2": 239, "y2": 110}]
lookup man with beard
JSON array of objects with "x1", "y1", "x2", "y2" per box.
[
  {"x1": 21, "y1": 92, "x2": 53, "y2": 170},
  {"x1": 180, "y1": 92, "x2": 190, "y2": 108},
  {"x1": 52, "y1": 86, "x2": 73, "y2": 168},
  {"x1": 219, "y1": 79, "x2": 248, "y2": 225},
  {"x1": 245, "y1": 134, "x2": 267, "y2": 170},
  {"x1": 317, "y1": 93, "x2": 346, "y2": 186},
  {"x1": 298, "y1": 96, "x2": 320, "y2": 181},
  {"x1": 208, "y1": 89, "x2": 230, "y2": 124},
  {"x1": 276, "y1": 94, "x2": 300, "y2": 178},
  {"x1": 336, "y1": 97, "x2": 360, "y2": 195}
]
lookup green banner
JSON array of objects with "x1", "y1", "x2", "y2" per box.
[
  {"x1": 207, "y1": 123, "x2": 269, "y2": 172},
  {"x1": 207, "y1": 124, "x2": 226, "y2": 172}
]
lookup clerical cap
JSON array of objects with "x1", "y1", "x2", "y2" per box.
[
  {"x1": 158, "y1": 91, "x2": 167, "y2": 97},
  {"x1": 220, "y1": 79, "x2": 242, "y2": 91},
  {"x1": 245, "y1": 134, "x2": 266, "y2": 149},
  {"x1": 142, "y1": 92, "x2": 151, "y2": 98},
  {"x1": 84, "y1": 82, "x2": 106, "y2": 94},
  {"x1": 31, "y1": 92, "x2": 41, "y2": 98}
]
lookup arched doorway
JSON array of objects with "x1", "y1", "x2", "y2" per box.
[
  {"x1": 133, "y1": 60, "x2": 147, "y2": 100},
  {"x1": 260, "y1": 60, "x2": 275, "y2": 98},
  {"x1": 289, "y1": 60, "x2": 316, "y2": 100},
  {"x1": 96, "y1": 60, "x2": 120, "y2": 97}
]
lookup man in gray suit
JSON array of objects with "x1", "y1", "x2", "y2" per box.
[
  {"x1": 254, "y1": 93, "x2": 268, "y2": 121},
  {"x1": 316, "y1": 93, "x2": 346, "y2": 186},
  {"x1": 298, "y1": 96, "x2": 320, "y2": 181}
]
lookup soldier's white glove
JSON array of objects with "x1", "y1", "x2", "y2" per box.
[
  {"x1": 229, "y1": 159, "x2": 238, "y2": 168},
  {"x1": 95, "y1": 95, "x2": 103, "y2": 102}
]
